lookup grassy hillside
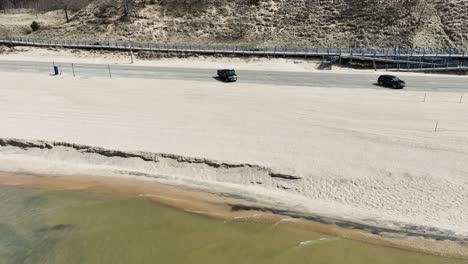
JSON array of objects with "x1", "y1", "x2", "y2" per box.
[{"x1": 4, "y1": 0, "x2": 468, "y2": 48}]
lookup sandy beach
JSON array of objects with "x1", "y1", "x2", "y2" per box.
[{"x1": 0, "y1": 65, "x2": 467, "y2": 255}]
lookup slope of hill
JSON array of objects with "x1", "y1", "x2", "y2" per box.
[{"x1": 5, "y1": 0, "x2": 468, "y2": 48}]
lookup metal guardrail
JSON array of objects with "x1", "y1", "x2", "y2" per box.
[
  {"x1": 1, "y1": 37, "x2": 468, "y2": 71},
  {"x1": 1, "y1": 37, "x2": 467, "y2": 59}
]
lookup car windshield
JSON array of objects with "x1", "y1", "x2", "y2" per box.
[
  {"x1": 227, "y1": 70, "x2": 236, "y2": 75},
  {"x1": 392, "y1": 77, "x2": 400, "y2": 81}
]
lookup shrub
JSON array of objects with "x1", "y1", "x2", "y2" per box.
[
  {"x1": 249, "y1": 0, "x2": 261, "y2": 6},
  {"x1": 30, "y1": 21, "x2": 40, "y2": 31}
]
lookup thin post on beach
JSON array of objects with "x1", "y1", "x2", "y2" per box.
[{"x1": 108, "y1": 64, "x2": 112, "y2": 78}]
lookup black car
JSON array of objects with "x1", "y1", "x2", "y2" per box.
[
  {"x1": 217, "y1": 69, "x2": 238, "y2": 82},
  {"x1": 378, "y1": 75, "x2": 406, "y2": 89}
]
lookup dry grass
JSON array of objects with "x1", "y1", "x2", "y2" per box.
[
  {"x1": 1, "y1": 0, "x2": 467, "y2": 48},
  {"x1": 0, "y1": 9, "x2": 63, "y2": 37}
]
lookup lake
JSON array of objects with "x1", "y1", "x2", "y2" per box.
[{"x1": 1, "y1": 185, "x2": 466, "y2": 264}]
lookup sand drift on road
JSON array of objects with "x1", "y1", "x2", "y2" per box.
[{"x1": 0, "y1": 72, "x2": 467, "y2": 249}]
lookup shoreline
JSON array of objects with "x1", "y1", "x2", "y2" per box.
[
  {"x1": 2, "y1": 137, "x2": 467, "y2": 240},
  {"x1": 1, "y1": 171, "x2": 467, "y2": 259}
]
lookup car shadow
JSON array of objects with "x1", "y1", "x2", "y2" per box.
[
  {"x1": 212, "y1": 76, "x2": 227, "y2": 83},
  {"x1": 372, "y1": 83, "x2": 401, "y2": 89}
]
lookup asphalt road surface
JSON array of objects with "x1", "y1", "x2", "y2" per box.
[{"x1": 0, "y1": 60, "x2": 466, "y2": 92}]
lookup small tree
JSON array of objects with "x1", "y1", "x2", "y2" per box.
[
  {"x1": 30, "y1": 21, "x2": 40, "y2": 31},
  {"x1": 234, "y1": 0, "x2": 252, "y2": 39},
  {"x1": 413, "y1": 0, "x2": 435, "y2": 29},
  {"x1": 123, "y1": 0, "x2": 129, "y2": 18},
  {"x1": 55, "y1": 0, "x2": 75, "y2": 23}
]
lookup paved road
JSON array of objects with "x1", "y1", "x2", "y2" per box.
[{"x1": 0, "y1": 60, "x2": 466, "y2": 92}]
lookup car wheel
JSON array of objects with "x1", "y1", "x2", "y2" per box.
[
  {"x1": 393, "y1": 84, "x2": 397, "y2": 89},
  {"x1": 378, "y1": 81, "x2": 382, "y2": 85}
]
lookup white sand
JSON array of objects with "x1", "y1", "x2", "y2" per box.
[{"x1": 0, "y1": 71, "x2": 467, "y2": 237}]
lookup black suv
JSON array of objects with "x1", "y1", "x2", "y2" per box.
[
  {"x1": 217, "y1": 69, "x2": 238, "y2": 82},
  {"x1": 378, "y1": 75, "x2": 406, "y2": 89}
]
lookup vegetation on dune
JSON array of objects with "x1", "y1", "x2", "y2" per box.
[{"x1": 1, "y1": 0, "x2": 467, "y2": 48}]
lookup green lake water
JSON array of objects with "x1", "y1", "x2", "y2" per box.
[{"x1": 1, "y1": 185, "x2": 467, "y2": 264}]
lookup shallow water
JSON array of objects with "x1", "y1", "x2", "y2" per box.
[{"x1": 1, "y1": 185, "x2": 467, "y2": 264}]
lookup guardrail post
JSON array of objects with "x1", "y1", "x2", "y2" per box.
[
  {"x1": 339, "y1": 48, "x2": 342, "y2": 65},
  {"x1": 373, "y1": 51, "x2": 376, "y2": 70},
  {"x1": 129, "y1": 43, "x2": 134, "y2": 64}
]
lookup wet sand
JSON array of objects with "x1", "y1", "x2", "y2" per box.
[{"x1": 1, "y1": 171, "x2": 467, "y2": 259}]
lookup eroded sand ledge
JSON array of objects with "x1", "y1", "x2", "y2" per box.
[{"x1": 0, "y1": 137, "x2": 467, "y2": 244}]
